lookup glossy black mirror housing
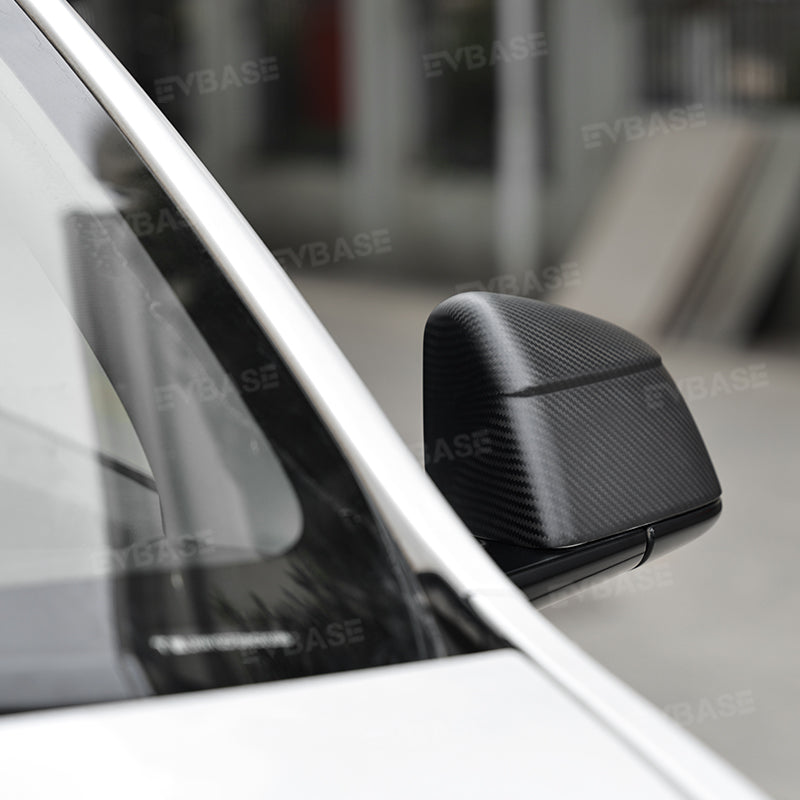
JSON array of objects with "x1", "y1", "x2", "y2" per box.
[{"x1": 423, "y1": 293, "x2": 721, "y2": 603}]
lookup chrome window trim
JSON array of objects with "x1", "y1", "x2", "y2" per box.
[{"x1": 8, "y1": 4, "x2": 768, "y2": 797}]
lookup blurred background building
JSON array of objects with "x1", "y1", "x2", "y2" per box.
[
  {"x1": 68, "y1": 2, "x2": 799, "y2": 798},
  {"x1": 70, "y1": 0, "x2": 800, "y2": 348}
]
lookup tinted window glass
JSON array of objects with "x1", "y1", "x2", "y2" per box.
[{"x1": 0, "y1": 1, "x2": 446, "y2": 711}]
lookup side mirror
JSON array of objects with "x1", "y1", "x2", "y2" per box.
[{"x1": 423, "y1": 293, "x2": 721, "y2": 606}]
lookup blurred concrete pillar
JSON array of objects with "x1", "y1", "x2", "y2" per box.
[
  {"x1": 495, "y1": 0, "x2": 543, "y2": 278},
  {"x1": 344, "y1": 0, "x2": 417, "y2": 231},
  {"x1": 678, "y1": 11, "x2": 730, "y2": 109},
  {"x1": 183, "y1": 0, "x2": 262, "y2": 186},
  {"x1": 546, "y1": 0, "x2": 637, "y2": 256}
]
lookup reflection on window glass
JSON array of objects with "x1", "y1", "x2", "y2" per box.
[
  {"x1": 0, "y1": 2, "x2": 448, "y2": 713},
  {"x1": 0, "y1": 54, "x2": 304, "y2": 582}
]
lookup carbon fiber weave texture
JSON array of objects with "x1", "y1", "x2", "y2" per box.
[{"x1": 423, "y1": 293, "x2": 721, "y2": 548}]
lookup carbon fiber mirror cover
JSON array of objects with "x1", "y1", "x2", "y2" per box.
[{"x1": 423, "y1": 293, "x2": 721, "y2": 549}]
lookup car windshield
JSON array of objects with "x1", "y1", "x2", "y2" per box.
[{"x1": 0, "y1": 1, "x2": 447, "y2": 712}]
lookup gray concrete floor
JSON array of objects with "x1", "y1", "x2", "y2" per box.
[{"x1": 293, "y1": 273, "x2": 800, "y2": 800}]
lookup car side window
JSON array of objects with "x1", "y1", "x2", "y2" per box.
[{"x1": 0, "y1": 1, "x2": 446, "y2": 712}]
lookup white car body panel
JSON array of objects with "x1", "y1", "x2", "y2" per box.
[
  {"x1": 5, "y1": 2, "x2": 771, "y2": 797},
  {"x1": 0, "y1": 651, "x2": 685, "y2": 799}
]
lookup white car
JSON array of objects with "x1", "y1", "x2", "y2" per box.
[{"x1": 0, "y1": 1, "x2": 770, "y2": 798}]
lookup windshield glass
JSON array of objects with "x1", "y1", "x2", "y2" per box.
[{"x1": 0, "y1": 2, "x2": 445, "y2": 711}]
